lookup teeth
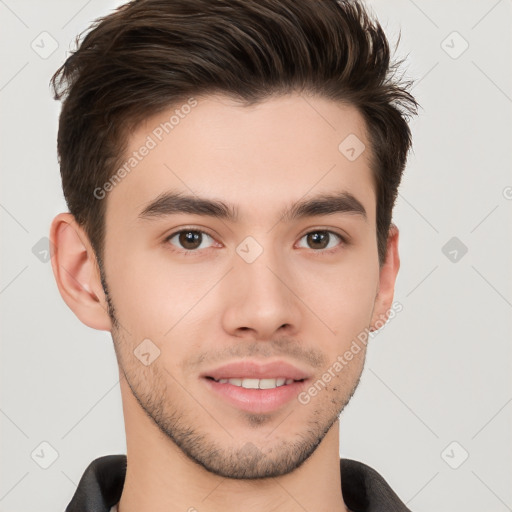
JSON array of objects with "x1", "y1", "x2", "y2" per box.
[
  {"x1": 258, "y1": 378, "x2": 278, "y2": 389},
  {"x1": 214, "y1": 377, "x2": 296, "y2": 389},
  {"x1": 242, "y1": 378, "x2": 260, "y2": 389}
]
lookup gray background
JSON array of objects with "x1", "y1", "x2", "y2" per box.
[{"x1": 1, "y1": 0, "x2": 511, "y2": 511}]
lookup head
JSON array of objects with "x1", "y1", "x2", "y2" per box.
[{"x1": 50, "y1": 0, "x2": 417, "y2": 479}]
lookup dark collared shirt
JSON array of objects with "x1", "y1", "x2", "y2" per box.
[{"x1": 65, "y1": 454, "x2": 412, "y2": 511}]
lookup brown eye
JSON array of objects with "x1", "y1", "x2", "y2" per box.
[
  {"x1": 179, "y1": 231, "x2": 201, "y2": 250},
  {"x1": 166, "y1": 230, "x2": 214, "y2": 251},
  {"x1": 297, "y1": 230, "x2": 344, "y2": 251},
  {"x1": 307, "y1": 232, "x2": 329, "y2": 249}
]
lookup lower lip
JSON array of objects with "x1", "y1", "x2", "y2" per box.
[{"x1": 203, "y1": 378, "x2": 308, "y2": 414}]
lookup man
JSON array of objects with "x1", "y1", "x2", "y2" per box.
[{"x1": 49, "y1": 0, "x2": 418, "y2": 510}]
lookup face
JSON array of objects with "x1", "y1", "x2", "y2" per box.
[{"x1": 101, "y1": 93, "x2": 382, "y2": 479}]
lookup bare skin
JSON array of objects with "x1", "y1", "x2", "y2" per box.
[{"x1": 50, "y1": 93, "x2": 400, "y2": 512}]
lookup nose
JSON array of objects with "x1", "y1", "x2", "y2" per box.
[{"x1": 220, "y1": 241, "x2": 302, "y2": 340}]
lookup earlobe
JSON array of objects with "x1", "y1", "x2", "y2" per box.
[
  {"x1": 369, "y1": 223, "x2": 400, "y2": 332},
  {"x1": 49, "y1": 213, "x2": 112, "y2": 331}
]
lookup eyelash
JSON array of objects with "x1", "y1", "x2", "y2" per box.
[{"x1": 163, "y1": 227, "x2": 348, "y2": 256}]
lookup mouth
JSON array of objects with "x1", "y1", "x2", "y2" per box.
[
  {"x1": 205, "y1": 376, "x2": 305, "y2": 389},
  {"x1": 200, "y1": 360, "x2": 310, "y2": 414}
]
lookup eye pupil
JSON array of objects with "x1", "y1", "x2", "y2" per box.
[
  {"x1": 308, "y1": 231, "x2": 329, "y2": 249},
  {"x1": 180, "y1": 231, "x2": 201, "y2": 250}
]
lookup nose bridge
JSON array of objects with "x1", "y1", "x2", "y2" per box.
[
  {"x1": 220, "y1": 232, "x2": 301, "y2": 335},
  {"x1": 235, "y1": 233, "x2": 288, "y2": 300}
]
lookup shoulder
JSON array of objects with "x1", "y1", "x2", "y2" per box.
[{"x1": 340, "y1": 458, "x2": 412, "y2": 512}]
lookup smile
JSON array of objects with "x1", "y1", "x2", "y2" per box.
[{"x1": 207, "y1": 377, "x2": 303, "y2": 389}]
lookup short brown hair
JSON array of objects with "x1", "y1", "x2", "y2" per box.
[{"x1": 51, "y1": 0, "x2": 418, "y2": 268}]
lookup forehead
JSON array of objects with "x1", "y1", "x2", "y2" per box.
[{"x1": 105, "y1": 93, "x2": 376, "y2": 228}]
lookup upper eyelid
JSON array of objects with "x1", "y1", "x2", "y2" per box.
[
  {"x1": 297, "y1": 227, "x2": 347, "y2": 242},
  {"x1": 165, "y1": 227, "x2": 217, "y2": 242}
]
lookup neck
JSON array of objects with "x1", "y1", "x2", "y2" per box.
[{"x1": 117, "y1": 378, "x2": 349, "y2": 512}]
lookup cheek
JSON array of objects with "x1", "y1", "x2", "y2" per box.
[
  {"x1": 104, "y1": 248, "x2": 168, "y2": 331},
  {"x1": 293, "y1": 253, "x2": 379, "y2": 342},
  {"x1": 106, "y1": 247, "x2": 220, "y2": 343}
]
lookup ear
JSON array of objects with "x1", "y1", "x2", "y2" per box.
[
  {"x1": 369, "y1": 223, "x2": 400, "y2": 331},
  {"x1": 49, "y1": 213, "x2": 112, "y2": 331}
]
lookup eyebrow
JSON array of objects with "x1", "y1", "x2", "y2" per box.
[{"x1": 138, "y1": 190, "x2": 367, "y2": 223}]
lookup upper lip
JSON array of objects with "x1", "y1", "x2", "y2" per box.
[{"x1": 202, "y1": 360, "x2": 311, "y2": 381}]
